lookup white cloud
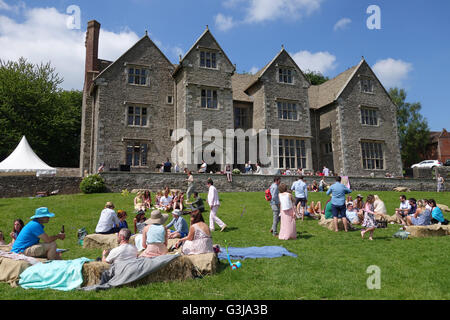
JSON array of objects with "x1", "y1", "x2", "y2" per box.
[
  {"x1": 245, "y1": 0, "x2": 322, "y2": 23},
  {"x1": 215, "y1": 13, "x2": 235, "y2": 31},
  {"x1": 0, "y1": 6, "x2": 139, "y2": 90},
  {"x1": 372, "y1": 58, "x2": 413, "y2": 88},
  {"x1": 215, "y1": 0, "x2": 322, "y2": 32},
  {"x1": 0, "y1": 0, "x2": 25, "y2": 13},
  {"x1": 291, "y1": 50, "x2": 337, "y2": 75},
  {"x1": 334, "y1": 18, "x2": 351, "y2": 31}
]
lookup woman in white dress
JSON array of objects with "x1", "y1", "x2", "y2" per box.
[{"x1": 176, "y1": 210, "x2": 213, "y2": 255}]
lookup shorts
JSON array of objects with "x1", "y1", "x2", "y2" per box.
[
  {"x1": 24, "y1": 242, "x2": 56, "y2": 258},
  {"x1": 295, "y1": 198, "x2": 307, "y2": 208},
  {"x1": 170, "y1": 230, "x2": 187, "y2": 238},
  {"x1": 331, "y1": 204, "x2": 347, "y2": 219}
]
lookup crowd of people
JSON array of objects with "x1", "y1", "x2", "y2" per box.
[
  {"x1": 1, "y1": 168, "x2": 447, "y2": 266},
  {"x1": 268, "y1": 175, "x2": 449, "y2": 241}
]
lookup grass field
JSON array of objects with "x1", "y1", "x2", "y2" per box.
[{"x1": 0, "y1": 190, "x2": 449, "y2": 300}]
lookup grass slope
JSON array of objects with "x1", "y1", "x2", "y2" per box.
[{"x1": 0, "y1": 190, "x2": 449, "y2": 300}]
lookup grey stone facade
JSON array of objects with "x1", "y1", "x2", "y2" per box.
[{"x1": 80, "y1": 20, "x2": 403, "y2": 177}]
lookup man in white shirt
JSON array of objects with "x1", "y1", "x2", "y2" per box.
[
  {"x1": 198, "y1": 160, "x2": 207, "y2": 173},
  {"x1": 159, "y1": 190, "x2": 173, "y2": 211},
  {"x1": 95, "y1": 202, "x2": 120, "y2": 234},
  {"x1": 322, "y1": 166, "x2": 330, "y2": 177},
  {"x1": 395, "y1": 195, "x2": 411, "y2": 225},
  {"x1": 102, "y1": 228, "x2": 138, "y2": 264},
  {"x1": 207, "y1": 178, "x2": 227, "y2": 232}
]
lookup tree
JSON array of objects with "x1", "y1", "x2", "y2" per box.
[
  {"x1": 0, "y1": 57, "x2": 82, "y2": 167},
  {"x1": 389, "y1": 88, "x2": 430, "y2": 168},
  {"x1": 303, "y1": 70, "x2": 329, "y2": 85}
]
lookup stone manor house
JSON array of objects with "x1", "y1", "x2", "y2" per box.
[{"x1": 80, "y1": 20, "x2": 403, "y2": 177}]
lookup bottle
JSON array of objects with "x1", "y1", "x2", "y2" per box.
[{"x1": 61, "y1": 225, "x2": 65, "y2": 234}]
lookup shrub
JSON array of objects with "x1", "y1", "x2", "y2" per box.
[
  {"x1": 232, "y1": 169, "x2": 241, "y2": 175},
  {"x1": 80, "y1": 174, "x2": 106, "y2": 194}
]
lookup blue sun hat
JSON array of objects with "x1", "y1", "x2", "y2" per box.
[{"x1": 30, "y1": 207, "x2": 55, "y2": 220}]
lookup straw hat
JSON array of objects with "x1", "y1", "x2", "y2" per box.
[{"x1": 145, "y1": 210, "x2": 169, "y2": 225}]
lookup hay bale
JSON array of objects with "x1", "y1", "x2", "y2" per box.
[
  {"x1": 386, "y1": 214, "x2": 402, "y2": 224},
  {"x1": 131, "y1": 255, "x2": 195, "y2": 286},
  {"x1": 184, "y1": 252, "x2": 218, "y2": 276},
  {"x1": 318, "y1": 216, "x2": 347, "y2": 231},
  {"x1": 405, "y1": 225, "x2": 450, "y2": 238},
  {"x1": 0, "y1": 257, "x2": 31, "y2": 287},
  {"x1": 393, "y1": 187, "x2": 411, "y2": 192},
  {"x1": 83, "y1": 234, "x2": 118, "y2": 250},
  {"x1": 81, "y1": 261, "x2": 110, "y2": 287},
  {"x1": 437, "y1": 204, "x2": 450, "y2": 212}
]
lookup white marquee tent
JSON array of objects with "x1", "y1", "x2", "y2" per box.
[{"x1": 0, "y1": 136, "x2": 56, "y2": 176}]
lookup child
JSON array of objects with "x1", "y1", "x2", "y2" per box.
[
  {"x1": 155, "y1": 191, "x2": 162, "y2": 207},
  {"x1": 117, "y1": 210, "x2": 128, "y2": 230},
  {"x1": 361, "y1": 195, "x2": 377, "y2": 240},
  {"x1": 143, "y1": 190, "x2": 152, "y2": 209},
  {"x1": 133, "y1": 210, "x2": 146, "y2": 234}
]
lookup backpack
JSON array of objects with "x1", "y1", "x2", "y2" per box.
[{"x1": 265, "y1": 188, "x2": 272, "y2": 201}]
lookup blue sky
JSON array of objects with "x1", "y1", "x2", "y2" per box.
[{"x1": 0, "y1": 0, "x2": 448, "y2": 131}]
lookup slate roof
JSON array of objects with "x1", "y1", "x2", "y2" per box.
[{"x1": 231, "y1": 73, "x2": 257, "y2": 103}]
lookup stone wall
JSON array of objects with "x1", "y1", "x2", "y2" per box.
[
  {"x1": 100, "y1": 172, "x2": 439, "y2": 193},
  {"x1": 0, "y1": 176, "x2": 82, "y2": 198},
  {"x1": 0, "y1": 172, "x2": 442, "y2": 199}
]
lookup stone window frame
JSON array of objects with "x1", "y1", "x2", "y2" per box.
[
  {"x1": 360, "y1": 140, "x2": 385, "y2": 171},
  {"x1": 199, "y1": 87, "x2": 219, "y2": 109},
  {"x1": 123, "y1": 139, "x2": 150, "y2": 168},
  {"x1": 360, "y1": 106, "x2": 379, "y2": 127},
  {"x1": 125, "y1": 63, "x2": 150, "y2": 87},
  {"x1": 277, "y1": 66, "x2": 295, "y2": 85},
  {"x1": 167, "y1": 95, "x2": 174, "y2": 105},
  {"x1": 359, "y1": 75, "x2": 374, "y2": 94},
  {"x1": 323, "y1": 142, "x2": 333, "y2": 154},
  {"x1": 278, "y1": 137, "x2": 307, "y2": 170},
  {"x1": 199, "y1": 48, "x2": 218, "y2": 70},
  {"x1": 125, "y1": 103, "x2": 150, "y2": 128},
  {"x1": 276, "y1": 99, "x2": 300, "y2": 121}
]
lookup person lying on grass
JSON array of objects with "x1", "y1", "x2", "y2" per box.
[
  {"x1": 102, "y1": 228, "x2": 138, "y2": 264},
  {"x1": 11, "y1": 207, "x2": 65, "y2": 260}
]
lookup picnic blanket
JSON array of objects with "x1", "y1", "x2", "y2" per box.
[
  {"x1": 81, "y1": 254, "x2": 180, "y2": 291},
  {"x1": 217, "y1": 246, "x2": 297, "y2": 261},
  {"x1": 19, "y1": 257, "x2": 92, "y2": 291}
]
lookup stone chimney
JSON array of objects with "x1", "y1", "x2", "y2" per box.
[{"x1": 84, "y1": 20, "x2": 101, "y2": 90}]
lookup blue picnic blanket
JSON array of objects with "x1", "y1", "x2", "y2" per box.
[
  {"x1": 217, "y1": 246, "x2": 297, "y2": 261},
  {"x1": 19, "y1": 257, "x2": 92, "y2": 291}
]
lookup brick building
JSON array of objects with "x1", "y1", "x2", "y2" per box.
[
  {"x1": 80, "y1": 20, "x2": 403, "y2": 177},
  {"x1": 424, "y1": 129, "x2": 450, "y2": 163}
]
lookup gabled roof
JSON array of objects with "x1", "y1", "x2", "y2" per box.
[
  {"x1": 308, "y1": 59, "x2": 364, "y2": 109},
  {"x1": 231, "y1": 73, "x2": 257, "y2": 103},
  {"x1": 244, "y1": 47, "x2": 311, "y2": 92},
  {"x1": 172, "y1": 27, "x2": 235, "y2": 77},
  {"x1": 94, "y1": 34, "x2": 174, "y2": 82}
]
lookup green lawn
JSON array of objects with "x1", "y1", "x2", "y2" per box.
[{"x1": 0, "y1": 190, "x2": 449, "y2": 300}]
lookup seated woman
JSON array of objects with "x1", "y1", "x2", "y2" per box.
[
  {"x1": 139, "y1": 210, "x2": 169, "y2": 258},
  {"x1": 406, "y1": 200, "x2": 431, "y2": 226},
  {"x1": 428, "y1": 199, "x2": 449, "y2": 225},
  {"x1": 9, "y1": 218, "x2": 25, "y2": 246},
  {"x1": 176, "y1": 209, "x2": 213, "y2": 255},
  {"x1": 304, "y1": 201, "x2": 321, "y2": 219},
  {"x1": 373, "y1": 195, "x2": 388, "y2": 221},
  {"x1": 133, "y1": 210, "x2": 146, "y2": 234},
  {"x1": 345, "y1": 195, "x2": 353, "y2": 206},
  {"x1": 143, "y1": 190, "x2": 152, "y2": 210},
  {"x1": 172, "y1": 191, "x2": 185, "y2": 211},
  {"x1": 134, "y1": 191, "x2": 146, "y2": 212},
  {"x1": 345, "y1": 202, "x2": 361, "y2": 225},
  {"x1": 117, "y1": 210, "x2": 128, "y2": 230},
  {"x1": 311, "y1": 180, "x2": 319, "y2": 192},
  {"x1": 324, "y1": 199, "x2": 333, "y2": 219}
]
